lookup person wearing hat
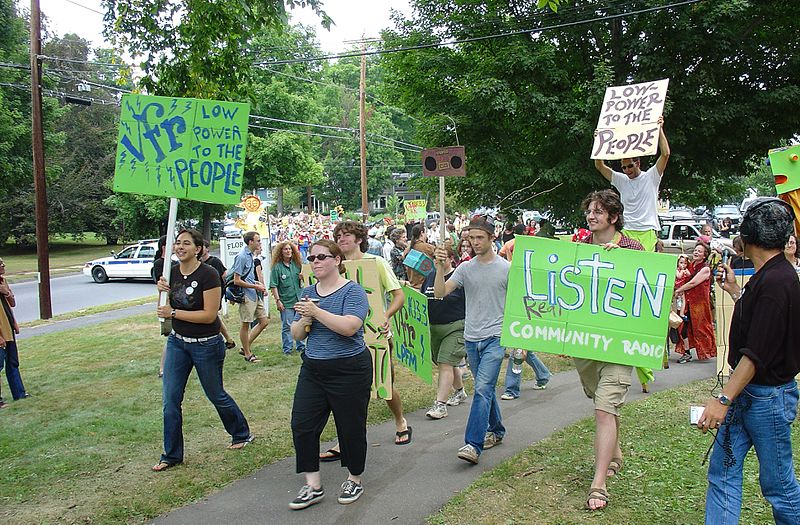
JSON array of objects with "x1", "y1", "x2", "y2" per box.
[
  {"x1": 434, "y1": 215, "x2": 510, "y2": 465},
  {"x1": 366, "y1": 227, "x2": 383, "y2": 256}
]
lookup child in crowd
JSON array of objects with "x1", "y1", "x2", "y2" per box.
[{"x1": 674, "y1": 255, "x2": 690, "y2": 317}]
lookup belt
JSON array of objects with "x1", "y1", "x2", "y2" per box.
[{"x1": 171, "y1": 331, "x2": 220, "y2": 343}]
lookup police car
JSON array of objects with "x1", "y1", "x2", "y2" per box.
[{"x1": 83, "y1": 240, "x2": 158, "y2": 283}]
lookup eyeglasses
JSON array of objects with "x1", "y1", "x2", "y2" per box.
[
  {"x1": 307, "y1": 254, "x2": 335, "y2": 262},
  {"x1": 621, "y1": 163, "x2": 636, "y2": 170},
  {"x1": 584, "y1": 208, "x2": 607, "y2": 217}
]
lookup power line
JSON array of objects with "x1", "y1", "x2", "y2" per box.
[
  {"x1": 0, "y1": 81, "x2": 119, "y2": 105},
  {"x1": 42, "y1": 68, "x2": 132, "y2": 93},
  {"x1": 249, "y1": 114, "x2": 422, "y2": 149},
  {"x1": 256, "y1": 0, "x2": 703, "y2": 66},
  {"x1": 60, "y1": 0, "x2": 104, "y2": 15},
  {"x1": 248, "y1": 123, "x2": 422, "y2": 153},
  {"x1": 39, "y1": 55, "x2": 132, "y2": 68},
  {"x1": 260, "y1": 66, "x2": 423, "y2": 123}
]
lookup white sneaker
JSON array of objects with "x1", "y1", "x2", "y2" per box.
[
  {"x1": 457, "y1": 444, "x2": 479, "y2": 464},
  {"x1": 483, "y1": 432, "x2": 503, "y2": 449},
  {"x1": 531, "y1": 382, "x2": 548, "y2": 390},
  {"x1": 426, "y1": 403, "x2": 448, "y2": 419},
  {"x1": 446, "y1": 389, "x2": 468, "y2": 406},
  {"x1": 500, "y1": 392, "x2": 517, "y2": 400}
]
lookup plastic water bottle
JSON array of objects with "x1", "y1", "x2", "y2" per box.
[{"x1": 512, "y1": 349, "x2": 524, "y2": 375}]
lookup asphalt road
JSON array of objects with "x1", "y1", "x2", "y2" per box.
[{"x1": 11, "y1": 272, "x2": 156, "y2": 324}]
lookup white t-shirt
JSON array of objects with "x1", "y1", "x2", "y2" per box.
[{"x1": 610, "y1": 164, "x2": 661, "y2": 231}]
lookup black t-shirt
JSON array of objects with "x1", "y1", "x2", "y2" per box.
[
  {"x1": 729, "y1": 254, "x2": 800, "y2": 385},
  {"x1": 204, "y1": 255, "x2": 226, "y2": 278},
  {"x1": 169, "y1": 263, "x2": 222, "y2": 338},
  {"x1": 730, "y1": 255, "x2": 754, "y2": 270},
  {"x1": 421, "y1": 269, "x2": 466, "y2": 325},
  {"x1": 152, "y1": 257, "x2": 179, "y2": 283}
]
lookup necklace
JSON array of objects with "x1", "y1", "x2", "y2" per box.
[{"x1": 181, "y1": 261, "x2": 201, "y2": 279}]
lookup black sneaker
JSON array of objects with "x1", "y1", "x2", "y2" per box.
[
  {"x1": 289, "y1": 484, "x2": 324, "y2": 510},
  {"x1": 337, "y1": 479, "x2": 364, "y2": 504}
]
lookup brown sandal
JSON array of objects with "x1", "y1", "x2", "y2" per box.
[
  {"x1": 607, "y1": 457, "x2": 623, "y2": 477},
  {"x1": 586, "y1": 487, "x2": 609, "y2": 510}
]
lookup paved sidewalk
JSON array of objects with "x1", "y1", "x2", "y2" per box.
[
  {"x1": 153, "y1": 359, "x2": 716, "y2": 525},
  {"x1": 18, "y1": 303, "x2": 155, "y2": 340}
]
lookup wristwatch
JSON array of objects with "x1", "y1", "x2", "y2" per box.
[
  {"x1": 717, "y1": 394, "x2": 732, "y2": 406},
  {"x1": 170, "y1": 309, "x2": 177, "y2": 319}
]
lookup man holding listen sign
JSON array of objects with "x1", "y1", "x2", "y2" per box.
[{"x1": 573, "y1": 190, "x2": 644, "y2": 511}]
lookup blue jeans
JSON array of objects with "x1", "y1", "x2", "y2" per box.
[
  {"x1": 503, "y1": 350, "x2": 551, "y2": 397},
  {"x1": 464, "y1": 336, "x2": 506, "y2": 453},
  {"x1": 280, "y1": 307, "x2": 305, "y2": 354},
  {"x1": 161, "y1": 334, "x2": 250, "y2": 465},
  {"x1": 705, "y1": 381, "x2": 800, "y2": 525},
  {"x1": 0, "y1": 341, "x2": 27, "y2": 400}
]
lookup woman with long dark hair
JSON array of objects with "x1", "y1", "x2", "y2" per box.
[
  {"x1": 288, "y1": 239, "x2": 372, "y2": 509},
  {"x1": 152, "y1": 229, "x2": 253, "y2": 472}
]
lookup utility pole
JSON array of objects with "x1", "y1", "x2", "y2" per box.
[
  {"x1": 30, "y1": 0, "x2": 52, "y2": 319},
  {"x1": 358, "y1": 42, "x2": 369, "y2": 222}
]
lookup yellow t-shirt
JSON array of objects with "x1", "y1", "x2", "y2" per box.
[{"x1": 362, "y1": 252, "x2": 402, "y2": 294}]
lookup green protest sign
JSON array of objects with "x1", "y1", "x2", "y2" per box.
[
  {"x1": 113, "y1": 94, "x2": 250, "y2": 204},
  {"x1": 403, "y1": 199, "x2": 427, "y2": 221},
  {"x1": 392, "y1": 285, "x2": 433, "y2": 384},
  {"x1": 500, "y1": 236, "x2": 676, "y2": 369}
]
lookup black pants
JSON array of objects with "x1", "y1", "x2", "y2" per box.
[{"x1": 291, "y1": 350, "x2": 373, "y2": 475}]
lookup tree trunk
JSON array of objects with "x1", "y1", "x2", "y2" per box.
[
  {"x1": 202, "y1": 203, "x2": 212, "y2": 241},
  {"x1": 307, "y1": 186, "x2": 313, "y2": 213}
]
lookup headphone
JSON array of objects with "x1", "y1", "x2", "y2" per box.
[{"x1": 738, "y1": 197, "x2": 795, "y2": 245}]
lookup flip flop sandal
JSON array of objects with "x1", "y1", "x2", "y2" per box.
[
  {"x1": 607, "y1": 457, "x2": 623, "y2": 477},
  {"x1": 319, "y1": 448, "x2": 341, "y2": 462},
  {"x1": 586, "y1": 487, "x2": 609, "y2": 510},
  {"x1": 239, "y1": 349, "x2": 246, "y2": 356},
  {"x1": 228, "y1": 434, "x2": 256, "y2": 450},
  {"x1": 395, "y1": 426, "x2": 413, "y2": 445},
  {"x1": 244, "y1": 354, "x2": 260, "y2": 363},
  {"x1": 151, "y1": 461, "x2": 180, "y2": 472},
  {"x1": 225, "y1": 341, "x2": 237, "y2": 349}
]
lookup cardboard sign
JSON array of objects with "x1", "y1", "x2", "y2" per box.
[
  {"x1": 114, "y1": 94, "x2": 250, "y2": 204},
  {"x1": 422, "y1": 146, "x2": 466, "y2": 177},
  {"x1": 403, "y1": 249, "x2": 434, "y2": 277},
  {"x1": 403, "y1": 199, "x2": 427, "y2": 221},
  {"x1": 768, "y1": 144, "x2": 800, "y2": 195},
  {"x1": 391, "y1": 286, "x2": 433, "y2": 384},
  {"x1": 303, "y1": 259, "x2": 393, "y2": 399},
  {"x1": 591, "y1": 79, "x2": 668, "y2": 160},
  {"x1": 500, "y1": 236, "x2": 676, "y2": 369},
  {"x1": 330, "y1": 209, "x2": 339, "y2": 222}
]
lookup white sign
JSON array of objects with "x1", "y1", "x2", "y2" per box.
[
  {"x1": 220, "y1": 236, "x2": 245, "y2": 270},
  {"x1": 591, "y1": 79, "x2": 669, "y2": 160}
]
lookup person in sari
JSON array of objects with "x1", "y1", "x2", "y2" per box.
[{"x1": 674, "y1": 242, "x2": 717, "y2": 363}]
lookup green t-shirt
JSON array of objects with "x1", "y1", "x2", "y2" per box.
[{"x1": 269, "y1": 260, "x2": 303, "y2": 308}]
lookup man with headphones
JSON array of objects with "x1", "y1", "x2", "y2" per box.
[{"x1": 699, "y1": 198, "x2": 800, "y2": 524}]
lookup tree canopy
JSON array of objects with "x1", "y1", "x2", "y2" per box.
[{"x1": 380, "y1": 0, "x2": 799, "y2": 222}]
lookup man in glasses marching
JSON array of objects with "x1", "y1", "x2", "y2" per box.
[{"x1": 594, "y1": 115, "x2": 670, "y2": 392}]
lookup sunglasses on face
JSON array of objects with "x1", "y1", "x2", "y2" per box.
[
  {"x1": 621, "y1": 163, "x2": 636, "y2": 170},
  {"x1": 307, "y1": 254, "x2": 335, "y2": 262}
]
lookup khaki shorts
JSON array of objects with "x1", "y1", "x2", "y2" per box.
[
  {"x1": 239, "y1": 296, "x2": 268, "y2": 324},
  {"x1": 573, "y1": 358, "x2": 632, "y2": 416},
  {"x1": 430, "y1": 319, "x2": 466, "y2": 366}
]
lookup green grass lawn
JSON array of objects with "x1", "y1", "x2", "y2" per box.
[
  {"x1": 428, "y1": 378, "x2": 800, "y2": 525},
  {"x1": 0, "y1": 302, "x2": 570, "y2": 524},
  {"x1": 12, "y1": 297, "x2": 790, "y2": 525}
]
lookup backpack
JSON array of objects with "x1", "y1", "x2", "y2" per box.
[{"x1": 224, "y1": 259, "x2": 252, "y2": 304}]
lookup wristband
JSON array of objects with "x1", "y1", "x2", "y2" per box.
[{"x1": 171, "y1": 309, "x2": 177, "y2": 319}]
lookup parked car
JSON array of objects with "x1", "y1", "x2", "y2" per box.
[
  {"x1": 658, "y1": 221, "x2": 734, "y2": 255},
  {"x1": 425, "y1": 211, "x2": 441, "y2": 227},
  {"x1": 83, "y1": 240, "x2": 158, "y2": 283},
  {"x1": 713, "y1": 204, "x2": 742, "y2": 226}
]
